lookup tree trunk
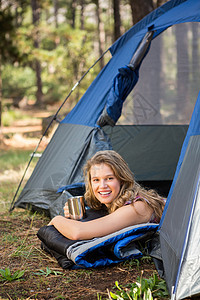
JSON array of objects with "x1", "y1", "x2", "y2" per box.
[
  {"x1": 129, "y1": 0, "x2": 154, "y2": 25},
  {"x1": 128, "y1": 0, "x2": 160, "y2": 125},
  {"x1": 96, "y1": 0, "x2": 105, "y2": 69},
  {"x1": 31, "y1": 0, "x2": 43, "y2": 106},
  {"x1": 132, "y1": 35, "x2": 163, "y2": 125},
  {"x1": 191, "y1": 23, "x2": 199, "y2": 93},
  {"x1": 0, "y1": 59, "x2": 3, "y2": 144},
  {"x1": 53, "y1": 0, "x2": 58, "y2": 28},
  {"x1": 70, "y1": 0, "x2": 77, "y2": 29},
  {"x1": 175, "y1": 24, "x2": 189, "y2": 120},
  {"x1": 0, "y1": 1, "x2": 2, "y2": 141},
  {"x1": 146, "y1": 36, "x2": 162, "y2": 124},
  {"x1": 113, "y1": 0, "x2": 121, "y2": 41},
  {"x1": 80, "y1": 0, "x2": 85, "y2": 30}
]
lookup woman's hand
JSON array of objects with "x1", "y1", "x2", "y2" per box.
[{"x1": 64, "y1": 202, "x2": 70, "y2": 218}]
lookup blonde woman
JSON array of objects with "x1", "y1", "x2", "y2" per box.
[{"x1": 48, "y1": 150, "x2": 165, "y2": 240}]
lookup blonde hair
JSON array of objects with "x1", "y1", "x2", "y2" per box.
[{"x1": 83, "y1": 150, "x2": 165, "y2": 221}]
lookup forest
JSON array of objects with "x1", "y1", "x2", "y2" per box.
[
  {"x1": 1, "y1": 0, "x2": 200, "y2": 137},
  {"x1": 0, "y1": 0, "x2": 169, "y2": 133}
]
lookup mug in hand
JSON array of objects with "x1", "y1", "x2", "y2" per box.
[{"x1": 67, "y1": 196, "x2": 85, "y2": 220}]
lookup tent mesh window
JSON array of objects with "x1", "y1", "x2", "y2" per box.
[
  {"x1": 104, "y1": 23, "x2": 200, "y2": 196},
  {"x1": 118, "y1": 23, "x2": 200, "y2": 126}
]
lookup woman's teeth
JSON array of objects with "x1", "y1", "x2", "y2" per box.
[{"x1": 99, "y1": 191, "x2": 111, "y2": 195}]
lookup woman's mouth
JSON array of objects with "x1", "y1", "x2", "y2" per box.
[{"x1": 99, "y1": 191, "x2": 111, "y2": 196}]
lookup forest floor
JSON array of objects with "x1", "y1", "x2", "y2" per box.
[
  {"x1": 0, "y1": 210, "x2": 161, "y2": 300},
  {"x1": 0, "y1": 105, "x2": 168, "y2": 300},
  {"x1": 1, "y1": 105, "x2": 56, "y2": 151},
  {"x1": 0, "y1": 209, "x2": 158, "y2": 300}
]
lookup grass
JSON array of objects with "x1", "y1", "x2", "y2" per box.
[
  {"x1": 0, "y1": 149, "x2": 39, "y2": 212},
  {"x1": 33, "y1": 266, "x2": 64, "y2": 277},
  {"x1": 2, "y1": 109, "x2": 34, "y2": 127},
  {"x1": 0, "y1": 267, "x2": 25, "y2": 282},
  {"x1": 0, "y1": 149, "x2": 36, "y2": 172},
  {"x1": 0, "y1": 148, "x2": 170, "y2": 299},
  {"x1": 109, "y1": 273, "x2": 169, "y2": 299}
]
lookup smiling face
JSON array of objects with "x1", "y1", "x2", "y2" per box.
[{"x1": 90, "y1": 163, "x2": 121, "y2": 207}]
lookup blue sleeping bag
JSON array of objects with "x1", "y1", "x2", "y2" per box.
[
  {"x1": 37, "y1": 208, "x2": 158, "y2": 269},
  {"x1": 67, "y1": 222, "x2": 158, "y2": 268}
]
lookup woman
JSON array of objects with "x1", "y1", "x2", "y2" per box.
[{"x1": 48, "y1": 150, "x2": 165, "y2": 240}]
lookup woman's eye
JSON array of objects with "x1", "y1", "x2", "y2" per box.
[
  {"x1": 108, "y1": 177, "x2": 114, "y2": 180},
  {"x1": 92, "y1": 178, "x2": 99, "y2": 182}
]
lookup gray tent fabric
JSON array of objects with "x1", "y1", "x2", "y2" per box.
[
  {"x1": 49, "y1": 190, "x2": 73, "y2": 218},
  {"x1": 159, "y1": 135, "x2": 200, "y2": 299},
  {"x1": 175, "y1": 183, "x2": 200, "y2": 299},
  {"x1": 14, "y1": 124, "x2": 111, "y2": 217},
  {"x1": 103, "y1": 125, "x2": 188, "y2": 181}
]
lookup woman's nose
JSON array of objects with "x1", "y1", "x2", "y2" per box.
[{"x1": 99, "y1": 179, "x2": 107, "y2": 188}]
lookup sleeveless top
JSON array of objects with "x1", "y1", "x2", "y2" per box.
[{"x1": 124, "y1": 195, "x2": 160, "y2": 224}]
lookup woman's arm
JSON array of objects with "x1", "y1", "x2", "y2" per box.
[{"x1": 49, "y1": 201, "x2": 153, "y2": 240}]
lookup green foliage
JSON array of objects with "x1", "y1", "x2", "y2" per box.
[
  {"x1": 109, "y1": 273, "x2": 169, "y2": 300},
  {"x1": 0, "y1": 0, "x2": 29, "y2": 63},
  {"x1": 122, "y1": 258, "x2": 141, "y2": 271},
  {"x1": 0, "y1": 1, "x2": 112, "y2": 109},
  {"x1": 2, "y1": 65, "x2": 36, "y2": 101},
  {"x1": 0, "y1": 267, "x2": 25, "y2": 282},
  {"x1": 33, "y1": 267, "x2": 63, "y2": 277},
  {"x1": 2, "y1": 109, "x2": 31, "y2": 126},
  {"x1": 41, "y1": 25, "x2": 99, "y2": 105}
]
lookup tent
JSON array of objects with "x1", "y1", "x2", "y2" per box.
[
  {"x1": 158, "y1": 91, "x2": 200, "y2": 299},
  {"x1": 12, "y1": 0, "x2": 200, "y2": 298}
]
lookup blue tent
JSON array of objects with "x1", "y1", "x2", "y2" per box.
[
  {"x1": 158, "y1": 91, "x2": 200, "y2": 299},
  {"x1": 13, "y1": 0, "x2": 200, "y2": 298}
]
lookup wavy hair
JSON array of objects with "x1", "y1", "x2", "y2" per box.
[{"x1": 83, "y1": 150, "x2": 165, "y2": 221}]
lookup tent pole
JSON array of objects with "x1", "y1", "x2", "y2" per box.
[
  {"x1": 171, "y1": 290, "x2": 175, "y2": 300},
  {"x1": 9, "y1": 48, "x2": 110, "y2": 212}
]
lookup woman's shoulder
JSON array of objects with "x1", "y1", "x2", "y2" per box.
[{"x1": 124, "y1": 195, "x2": 149, "y2": 206}]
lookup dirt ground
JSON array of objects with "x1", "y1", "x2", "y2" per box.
[
  {"x1": 0, "y1": 209, "x2": 159, "y2": 300},
  {"x1": 0, "y1": 106, "x2": 168, "y2": 300},
  {"x1": 1, "y1": 107, "x2": 55, "y2": 151}
]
